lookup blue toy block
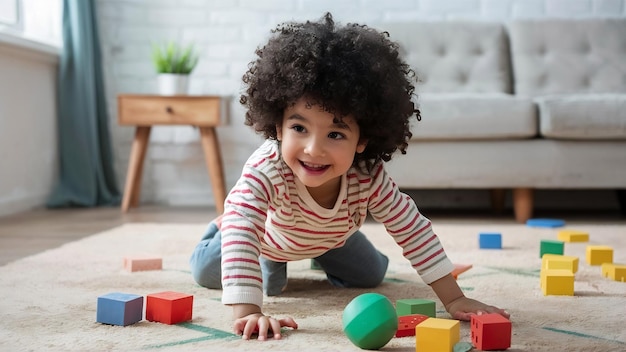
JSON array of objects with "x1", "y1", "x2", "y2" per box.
[
  {"x1": 526, "y1": 218, "x2": 565, "y2": 228},
  {"x1": 479, "y1": 233, "x2": 502, "y2": 249},
  {"x1": 97, "y1": 292, "x2": 143, "y2": 326}
]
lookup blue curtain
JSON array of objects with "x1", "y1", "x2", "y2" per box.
[{"x1": 47, "y1": 0, "x2": 120, "y2": 207}]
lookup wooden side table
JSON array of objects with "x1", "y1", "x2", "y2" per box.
[{"x1": 117, "y1": 94, "x2": 226, "y2": 214}]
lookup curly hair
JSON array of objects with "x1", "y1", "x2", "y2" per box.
[{"x1": 240, "y1": 12, "x2": 420, "y2": 173}]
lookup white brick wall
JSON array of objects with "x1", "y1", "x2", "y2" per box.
[{"x1": 96, "y1": 0, "x2": 626, "y2": 208}]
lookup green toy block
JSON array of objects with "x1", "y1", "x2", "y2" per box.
[
  {"x1": 540, "y1": 239, "x2": 564, "y2": 258},
  {"x1": 395, "y1": 298, "x2": 436, "y2": 317}
]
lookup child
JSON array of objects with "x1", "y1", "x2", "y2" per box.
[{"x1": 190, "y1": 12, "x2": 509, "y2": 341}]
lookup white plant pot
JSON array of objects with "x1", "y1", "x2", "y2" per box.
[{"x1": 157, "y1": 74, "x2": 189, "y2": 95}]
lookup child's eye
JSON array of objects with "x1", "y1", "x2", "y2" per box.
[
  {"x1": 328, "y1": 132, "x2": 345, "y2": 140},
  {"x1": 290, "y1": 125, "x2": 306, "y2": 133}
]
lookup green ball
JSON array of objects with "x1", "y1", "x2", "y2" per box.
[{"x1": 342, "y1": 293, "x2": 398, "y2": 350}]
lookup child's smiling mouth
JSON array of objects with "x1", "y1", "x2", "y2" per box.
[{"x1": 300, "y1": 161, "x2": 330, "y2": 172}]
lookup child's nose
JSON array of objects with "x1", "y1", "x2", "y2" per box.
[{"x1": 304, "y1": 137, "x2": 325, "y2": 157}]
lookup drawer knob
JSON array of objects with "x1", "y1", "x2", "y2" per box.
[{"x1": 165, "y1": 106, "x2": 174, "y2": 114}]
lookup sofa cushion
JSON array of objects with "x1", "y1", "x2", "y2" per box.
[
  {"x1": 411, "y1": 93, "x2": 537, "y2": 140},
  {"x1": 382, "y1": 21, "x2": 511, "y2": 93},
  {"x1": 509, "y1": 19, "x2": 626, "y2": 96},
  {"x1": 537, "y1": 94, "x2": 626, "y2": 140}
]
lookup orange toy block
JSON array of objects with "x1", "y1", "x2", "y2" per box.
[
  {"x1": 146, "y1": 291, "x2": 193, "y2": 325},
  {"x1": 395, "y1": 314, "x2": 429, "y2": 337},
  {"x1": 451, "y1": 263, "x2": 473, "y2": 279},
  {"x1": 601, "y1": 263, "x2": 626, "y2": 282},
  {"x1": 124, "y1": 255, "x2": 162, "y2": 272},
  {"x1": 471, "y1": 313, "x2": 511, "y2": 351}
]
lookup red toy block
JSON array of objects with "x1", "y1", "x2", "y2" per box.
[
  {"x1": 471, "y1": 313, "x2": 511, "y2": 351},
  {"x1": 146, "y1": 291, "x2": 193, "y2": 325},
  {"x1": 395, "y1": 314, "x2": 429, "y2": 337},
  {"x1": 123, "y1": 255, "x2": 162, "y2": 272}
]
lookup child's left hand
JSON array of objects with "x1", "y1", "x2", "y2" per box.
[{"x1": 445, "y1": 296, "x2": 509, "y2": 321}]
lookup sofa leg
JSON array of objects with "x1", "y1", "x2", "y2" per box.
[
  {"x1": 513, "y1": 188, "x2": 533, "y2": 223},
  {"x1": 490, "y1": 189, "x2": 505, "y2": 214}
]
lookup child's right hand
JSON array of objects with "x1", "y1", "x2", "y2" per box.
[{"x1": 233, "y1": 313, "x2": 298, "y2": 340}]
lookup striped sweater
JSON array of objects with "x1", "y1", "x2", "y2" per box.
[{"x1": 221, "y1": 140, "x2": 454, "y2": 308}]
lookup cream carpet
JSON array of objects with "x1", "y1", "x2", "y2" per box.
[{"x1": 0, "y1": 221, "x2": 624, "y2": 351}]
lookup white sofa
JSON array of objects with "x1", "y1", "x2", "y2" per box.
[{"x1": 381, "y1": 19, "x2": 626, "y2": 222}]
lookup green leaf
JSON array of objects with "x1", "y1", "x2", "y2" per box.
[{"x1": 151, "y1": 41, "x2": 199, "y2": 74}]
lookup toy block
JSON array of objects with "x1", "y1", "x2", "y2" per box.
[
  {"x1": 96, "y1": 292, "x2": 143, "y2": 326},
  {"x1": 479, "y1": 233, "x2": 502, "y2": 249},
  {"x1": 415, "y1": 318, "x2": 460, "y2": 352},
  {"x1": 123, "y1": 255, "x2": 162, "y2": 272},
  {"x1": 395, "y1": 314, "x2": 429, "y2": 337},
  {"x1": 526, "y1": 218, "x2": 565, "y2": 228},
  {"x1": 542, "y1": 254, "x2": 579, "y2": 273},
  {"x1": 451, "y1": 263, "x2": 473, "y2": 279},
  {"x1": 601, "y1": 263, "x2": 626, "y2": 282},
  {"x1": 541, "y1": 269, "x2": 574, "y2": 296},
  {"x1": 557, "y1": 230, "x2": 589, "y2": 243},
  {"x1": 585, "y1": 245, "x2": 613, "y2": 266},
  {"x1": 471, "y1": 313, "x2": 512, "y2": 351},
  {"x1": 395, "y1": 299, "x2": 436, "y2": 318},
  {"x1": 540, "y1": 239, "x2": 564, "y2": 258},
  {"x1": 146, "y1": 291, "x2": 193, "y2": 325}
]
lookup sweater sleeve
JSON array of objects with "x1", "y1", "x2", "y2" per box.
[
  {"x1": 220, "y1": 163, "x2": 273, "y2": 308},
  {"x1": 367, "y1": 164, "x2": 454, "y2": 284}
]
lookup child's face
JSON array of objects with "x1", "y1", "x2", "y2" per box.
[{"x1": 277, "y1": 97, "x2": 367, "y2": 193}]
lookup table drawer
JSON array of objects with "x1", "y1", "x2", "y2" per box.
[{"x1": 118, "y1": 95, "x2": 220, "y2": 126}]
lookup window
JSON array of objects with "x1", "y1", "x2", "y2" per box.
[
  {"x1": 0, "y1": 0, "x2": 22, "y2": 29},
  {"x1": 0, "y1": 0, "x2": 62, "y2": 48}
]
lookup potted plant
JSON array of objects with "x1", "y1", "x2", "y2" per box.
[{"x1": 151, "y1": 42, "x2": 199, "y2": 95}]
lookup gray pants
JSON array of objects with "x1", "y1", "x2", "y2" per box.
[{"x1": 189, "y1": 221, "x2": 389, "y2": 296}]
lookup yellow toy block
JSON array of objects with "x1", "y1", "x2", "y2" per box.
[
  {"x1": 541, "y1": 269, "x2": 574, "y2": 296},
  {"x1": 601, "y1": 263, "x2": 626, "y2": 282},
  {"x1": 415, "y1": 317, "x2": 460, "y2": 352},
  {"x1": 557, "y1": 229, "x2": 589, "y2": 242},
  {"x1": 542, "y1": 254, "x2": 579, "y2": 273},
  {"x1": 585, "y1": 245, "x2": 613, "y2": 266}
]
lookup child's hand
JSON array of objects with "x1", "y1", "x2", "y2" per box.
[
  {"x1": 445, "y1": 296, "x2": 510, "y2": 321},
  {"x1": 233, "y1": 313, "x2": 298, "y2": 340}
]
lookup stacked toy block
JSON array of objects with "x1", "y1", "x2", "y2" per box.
[
  {"x1": 415, "y1": 317, "x2": 460, "y2": 352},
  {"x1": 471, "y1": 313, "x2": 511, "y2": 351},
  {"x1": 541, "y1": 269, "x2": 574, "y2": 296},
  {"x1": 395, "y1": 299, "x2": 436, "y2": 318},
  {"x1": 395, "y1": 314, "x2": 429, "y2": 337},
  {"x1": 542, "y1": 254, "x2": 579, "y2": 273}
]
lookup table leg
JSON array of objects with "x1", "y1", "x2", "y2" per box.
[
  {"x1": 121, "y1": 126, "x2": 151, "y2": 212},
  {"x1": 199, "y1": 127, "x2": 226, "y2": 214}
]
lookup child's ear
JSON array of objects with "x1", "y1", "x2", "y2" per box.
[
  {"x1": 276, "y1": 125, "x2": 282, "y2": 141},
  {"x1": 356, "y1": 139, "x2": 368, "y2": 154}
]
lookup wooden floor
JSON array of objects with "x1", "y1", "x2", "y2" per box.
[{"x1": 0, "y1": 205, "x2": 623, "y2": 267}]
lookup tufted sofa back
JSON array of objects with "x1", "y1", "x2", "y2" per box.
[
  {"x1": 509, "y1": 18, "x2": 626, "y2": 96},
  {"x1": 381, "y1": 21, "x2": 512, "y2": 94}
]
